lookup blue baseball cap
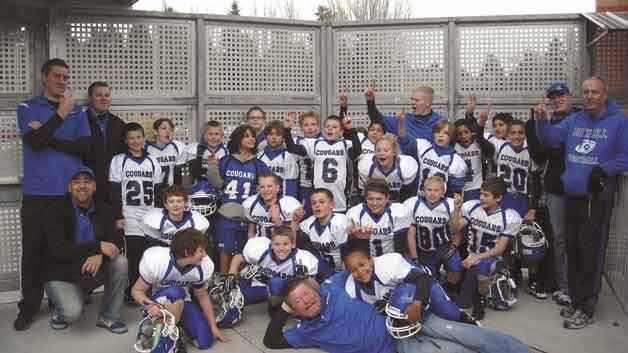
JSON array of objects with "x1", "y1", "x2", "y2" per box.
[
  {"x1": 70, "y1": 166, "x2": 96, "y2": 181},
  {"x1": 545, "y1": 81, "x2": 570, "y2": 98}
]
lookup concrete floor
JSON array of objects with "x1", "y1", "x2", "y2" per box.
[{"x1": 1, "y1": 280, "x2": 626, "y2": 353}]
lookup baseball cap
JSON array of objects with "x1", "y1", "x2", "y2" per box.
[
  {"x1": 545, "y1": 81, "x2": 570, "y2": 98},
  {"x1": 70, "y1": 166, "x2": 96, "y2": 181}
]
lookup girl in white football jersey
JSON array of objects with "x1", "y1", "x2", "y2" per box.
[
  {"x1": 146, "y1": 118, "x2": 186, "y2": 187},
  {"x1": 346, "y1": 179, "x2": 411, "y2": 257},
  {"x1": 228, "y1": 225, "x2": 331, "y2": 309},
  {"x1": 242, "y1": 172, "x2": 301, "y2": 239},
  {"x1": 357, "y1": 135, "x2": 418, "y2": 202}
]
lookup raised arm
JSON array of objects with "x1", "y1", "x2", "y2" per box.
[{"x1": 534, "y1": 102, "x2": 569, "y2": 148}]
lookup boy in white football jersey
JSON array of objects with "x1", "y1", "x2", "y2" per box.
[
  {"x1": 242, "y1": 172, "x2": 301, "y2": 239},
  {"x1": 142, "y1": 184, "x2": 209, "y2": 247},
  {"x1": 228, "y1": 225, "x2": 330, "y2": 310},
  {"x1": 398, "y1": 115, "x2": 467, "y2": 197},
  {"x1": 175, "y1": 120, "x2": 227, "y2": 185},
  {"x1": 131, "y1": 228, "x2": 229, "y2": 350},
  {"x1": 357, "y1": 134, "x2": 418, "y2": 202},
  {"x1": 295, "y1": 111, "x2": 321, "y2": 217},
  {"x1": 257, "y1": 120, "x2": 300, "y2": 198},
  {"x1": 346, "y1": 179, "x2": 411, "y2": 257},
  {"x1": 284, "y1": 115, "x2": 362, "y2": 213},
  {"x1": 451, "y1": 177, "x2": 522, "y2": 320},
  {"x1": 146, "y1": 118, "x2": 186, "y2": 187},
  {"x1": 110, "y1": 122, "x2": 163, "y2": 302},
  {"x1": 293, "y1": 188, "x2": 351, "y2": 273},
  {"x1": 403, "y1": 176, "x2": 462, "y2": 284}
]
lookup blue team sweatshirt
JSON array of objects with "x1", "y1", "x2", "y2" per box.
[{"x1": 536, "y1": 100, "x2": 628, "y2": 196}]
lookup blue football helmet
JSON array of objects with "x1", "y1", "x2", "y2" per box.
[
  {"x1": 384, "y1": 283, "x2": 423, "y2": 339},
  {"x1": 516, "y1": 222, "x2": 547, "y2": 262},
  {"x1": 209, "y1": 274, "x2": 244, "y2": 328},
  {"x1": 187, "y1": 180, "x2": 217, "y2": 216},
  {"x1": 134, "y1": 309, "x2": 179, "y2": 353}
]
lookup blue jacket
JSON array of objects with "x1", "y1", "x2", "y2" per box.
[
  {"x1": 536, "y1": 100, "x2": 628, "y2": 196},
  {"x1": 382, "y1": 111, "x2": 446, "y2": 156}
]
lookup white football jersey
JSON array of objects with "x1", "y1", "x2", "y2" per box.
[
  {"x1": 357, "y1": 155, "x2": 418, "y2": 201},
  {"x1": 257, "y1": 147, "x2": 299, "y2": 196},
  {"x1": 461, "y1": 200, "x2": 522, "y2": 255},
  {"x1": 296, "y1": 136, "x2": 315, "y2": 188},
  {"x1": 299, "y1": 213, "x2": 351, "y2": 272},
  {"x1": 346, "y1": 203, "x2": 411, "y2": 257},
  {"x1": 344, "y1": 253, "x2": 417, "y2": 304},
  {"x1": 242, "y1": 237, "x2": 319, "y2": 283},
  {"x1": 455, "y1": 141, "x2": 483, "y2": 192},
  {"x1": 493, "y1": 140, "x2": 537, "y2": 195},
  {"x1": 146, "y1": 140, "x2": 186, "y2": 186},
  {"x1": 139, "y1": 246, "x2": 214, "y2": 299},
  {"x1": 176, "y1": 142, "x2": 228, "y2": 179},
  {"x1": 109, "y1": 153, "x2": 163, "y2": 236},
  {"x1": 403, "y1": 196, "x2": 454, "y2": 252},
  {"x1": 301, "y1": 138, "x2": 353, "y2": 212},
  {"x1": 416, "y1": 139, "x2": 467, "y2": 194},
  {"x1": 242, "y1": 194, "x2": 301, "y2": 238},
  {"x1": 356, "y1": 132, "x2": 376, "y2": 162},
  {"x1": 142, "y1": 208, "x2": 210, "y2": 245}
]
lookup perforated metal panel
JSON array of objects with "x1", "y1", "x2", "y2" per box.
[
  {"x1": 206, "y1": 25, "x2": 318, "y2": 96},
  {"x1": 65, "y1": 18, "x2": 195, "y2": 98},
  {"x1": 607, "y1": 175, "x2": 628, "y2": 312},
  {"x1": 0, "y1": 24, "x2": 31, "y2": 94},
  {"x1": 457, "y1": 23, "x2": 581, "y2": 98},
  {"x1": 0, "y1": 202, "x2": 21, "y2": 292},
  {"x1": 335, "y1": 105, "x2": 448, "y2": 129},
  {"x1": 110, "y1": 106, "x2": 194, "y2": 143},
  {"x1": 0, "y1": 111, "x2": 22, "y2": 182},
  {"x1": 593, "y1": 30, "x2": 628, "y2": 95},
  {"x1": 334, "y1": 27, "x2": 447, "y2": 100},
  {"x1": 205, "y1": 107, "x2": 320, "y2": 139}
]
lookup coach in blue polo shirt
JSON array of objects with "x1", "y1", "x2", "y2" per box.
[{"x1": 14, "y1": 58, "x2": 91, "y2": 330}]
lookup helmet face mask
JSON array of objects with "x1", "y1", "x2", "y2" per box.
[
  {"x1": 134, "y1": 309, "x2": 179, "y2": 353},
  {"x1": 209, "y1": 274, "x2": 245, "y2": 328},
  {"x1": 384, "y1": 283, "x2": 423, "y2": 339},
  {"x1": 487, "y1": 271, "x2": 518, "y2": 310},
  {"x1": 188, "y1": 192, "x2": 217, "y2": 216},
  {"x1": 384, "y1": 304, "x2": 422, "y2": 339}
]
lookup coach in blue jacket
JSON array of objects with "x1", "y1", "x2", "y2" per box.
[
  {"x1": 535, "y1": 76, "x2": 628, "y2": 329},
  {"x1": 15, "y1": 58, "x2": 91, "y2": 330}
]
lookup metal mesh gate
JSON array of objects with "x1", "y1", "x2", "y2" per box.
[{"x1": 1, "y1": 9, "x2": 627, "y2": 307}]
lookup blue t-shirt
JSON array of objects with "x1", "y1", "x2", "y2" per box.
[
  {"x1": 17, "y1": 95, "x2": 91, "y2": 195},
  {"x1": 283, "y1": 274, "x2": 396, "y2": 353},
  {"x1": 72, "y1": 199, "x2": 96, "y2": 245}
]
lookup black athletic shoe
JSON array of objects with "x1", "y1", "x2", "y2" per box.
[
  {"x1": 14, "y1": 314, "x2": 34, "y2": 331},
  {"x1": 175, "y1": 337, "x2": 188, "y2": 353},
  {"x1": 459, "y1": 311, "x2": 481, "y2": 326},
  {"x1": 472, "y1": 295, "x2": 486, "y2": 321}
]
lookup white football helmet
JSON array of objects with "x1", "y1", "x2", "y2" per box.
[
  {"x1": 187, "y1": 181, "x2": 217, "y2": 216},
  {"x1": 209, "y1": 274, "x2": 245, "y2": 328},
  {"x1": 487, "y1": 263, "x2": 518, "y2": 310}
]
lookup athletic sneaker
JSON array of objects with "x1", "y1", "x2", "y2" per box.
[
  {"x1": 472, "y1": 295, "x2": 486, "y2": 321},
  {"x1": 526, "y1": 281, "x2": 548, "y2": 299},
  {"x1": 552, "y1": 291, "x2": 571, "y2": 306},
  {"x1": 560, "y1": 306, "x2": 577, "y2": 318},
  {"x1": 96, "y1": 317, "x2": 128, "y2": 334},
  {"x1": 50, "y1": 312, "x2": 69, "y2": 330},
  {"x1": 563, "y1": 309, "x2": 593, "y2": 329}
]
